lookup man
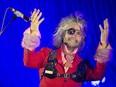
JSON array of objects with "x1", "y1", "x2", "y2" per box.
[{"x1": 21, "y1": 9, "x2": 112, "y2": 87}]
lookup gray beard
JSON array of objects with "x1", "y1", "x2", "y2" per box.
[{"x1": 63, "y1": 42, "x2": 78, "y2": 52}]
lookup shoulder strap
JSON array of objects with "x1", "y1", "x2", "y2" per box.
[
  {"x1": 41, "y1": 50, "x2": 58, "y2": 79},
  {"x1": 47, "y1": 50, "x2": 57, "y2": 62}
]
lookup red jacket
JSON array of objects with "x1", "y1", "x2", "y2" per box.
[{"x1": 23, "y1": 47, "x2": 107, "y2": 87}]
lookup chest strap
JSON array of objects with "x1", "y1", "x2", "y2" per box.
[
  {"x1": 57, "y1": 61, "x2": 86, "y2": 82},
  {"x1": 42, "y1": 50, "x2": 86, "y2": 82},
  {"x1": 57, "y1": 73, "x2": 76, "y2": 78}
]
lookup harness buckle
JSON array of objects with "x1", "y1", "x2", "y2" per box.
[{"x1": 64, "y1": 74, "x2": 70, "y2": 78}]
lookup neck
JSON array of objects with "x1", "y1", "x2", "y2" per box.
[{"x1": 67, "y1": 46, "x2": 75, "y2": 53}]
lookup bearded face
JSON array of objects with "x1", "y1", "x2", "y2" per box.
[{"x1": 63, "y1": 22, "x2": 85, "y2": 50}]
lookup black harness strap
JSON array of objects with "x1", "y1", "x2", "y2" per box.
[
  {"x1": 41, "y1": 50, "x2": 87, "y2": 82},
  {"x1": 57, "y1": 73, "x2": 76, "y2": 78},
  {"x1": 42, "y1": 50, "x2": 58, "y2": 79},
  {"x1": 57, "y1": 61, "x2": 86, "y2": 82}
]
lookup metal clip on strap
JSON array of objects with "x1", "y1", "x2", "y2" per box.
[{"x1": 57, "y1": 73, "x2": 71, "y2": 78}]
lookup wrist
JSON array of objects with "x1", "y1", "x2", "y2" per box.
[
  {"x1": 30, "y1": 28, "x2": 38, "y2": 35},
  {"x1": 100, "y1": 42, "x2": 109, "y2": 49}
]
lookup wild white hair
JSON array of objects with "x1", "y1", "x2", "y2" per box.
[{"x1": 53, "y1": 13, "x2": 88, "y2": 50}]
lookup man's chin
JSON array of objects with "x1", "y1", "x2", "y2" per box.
[{"x1": 65, "y1": 43, "x2": 78, "y2": 48}]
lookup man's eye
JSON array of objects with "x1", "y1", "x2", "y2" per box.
[
  {"x1": 69, "y1": 30, "x2": 75, "y2": 34},
  {"x1": 67, "y1": 28, "x2": 76, "y2": 35}
]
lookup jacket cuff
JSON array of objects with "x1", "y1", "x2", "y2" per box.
[
  {"x1": 94, "y1": 49, "x2": 112, "y2": 63},
  {"x1": 21, "y1": 29, "x2": 41, "y2": 51}
]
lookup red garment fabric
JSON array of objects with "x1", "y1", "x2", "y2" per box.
[{"x1": 23, "y1": 47, "x2": 107, "y2": 87}]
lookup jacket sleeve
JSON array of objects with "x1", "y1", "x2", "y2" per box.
[
  {"x1": 86, "y1": 62, "x2": 107, "y2": 81},
  {"x1": 23, "y1": 47, "x2": 51, "y2": 69},
  {"x1": 85, "y1": 43, "x2": 112, "y2": 81},
  {"x1": 21, "y1": 28, "x2": 51, "y2": 68},
  {"x1": 21, "y1": 28, "x2": 41, "y2": 51}
]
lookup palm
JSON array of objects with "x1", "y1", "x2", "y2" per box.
[{"x1": 30, "y1": 9, "x2": 44, "y2": 33}]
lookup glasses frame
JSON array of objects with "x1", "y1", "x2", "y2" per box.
[{"x1": 66, "y1": 28, "x2": 84, "y2": 37}]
